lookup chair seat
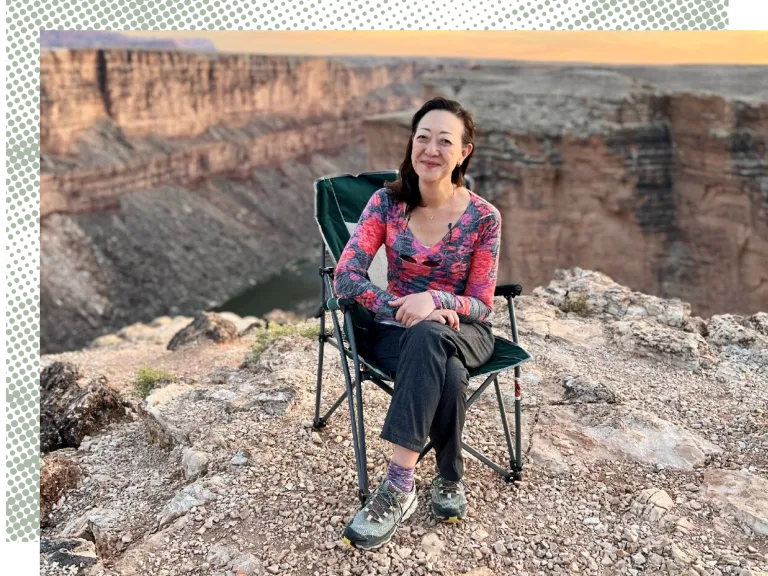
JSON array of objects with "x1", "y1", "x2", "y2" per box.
[
  {"x1": 355, "y1": 336, "x2": 531, "y2": 381},
  {"x1": 469, "y1": 336, "x2": 531, "y2": 378}
]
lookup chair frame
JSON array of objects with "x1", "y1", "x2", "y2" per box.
[{"x1": 312, "y1": 172, "x2": 527, "y2": 505}]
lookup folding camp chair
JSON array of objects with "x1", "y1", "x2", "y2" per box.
[{"x1": 312, "y1": 170, "x2": 531, "y2": 505}]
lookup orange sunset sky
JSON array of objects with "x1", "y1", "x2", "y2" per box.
[{"x1": 123, "y1": 31, "x2": 768, "y2": 64}]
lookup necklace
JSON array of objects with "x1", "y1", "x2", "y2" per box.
[{"x1": 427, "y1": 186, "x2": 456, "y2": 220}]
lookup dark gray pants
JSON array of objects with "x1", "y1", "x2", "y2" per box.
[{"x1": 358, "y1": 320, "x2": 495, "y2": 481}]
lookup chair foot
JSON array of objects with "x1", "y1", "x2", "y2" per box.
[
  {"x1": 313, "y1": 417, "x2": 327, "y2": 429},
  {"x1": 357, "y1": 488, "x2": 369, "y2": 506},
  {"x1": 502, "y1": 465, "x2": 523, "y2": 483}
]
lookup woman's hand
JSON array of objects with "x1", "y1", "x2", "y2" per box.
[
  {"x1": 388, "y1": 292, "x2": 436, "y2": 327},
  {"x1": 425, "y1": 309, "x2": 460, "y2": 331}
]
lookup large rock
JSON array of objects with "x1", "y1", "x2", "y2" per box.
[
  {"x1": 538, "y1": 268, "x2": 692, "y2": 328},
  {"x1": 40, "y1": 362, "x2": 127, "y2": 453},
  {"x1": 40, "y1": 450, "x2": 82, "y2": 527},
  {"x1": 207, "y1": 367, "x2": 303, "y2": 417},
  {"x1": 138, "y1": 383, "x2": 193, "y2": 449},
  {"x1": 156, "y1": 482, "x2": 218, "y2": 528},
  {"x1": 60, "y1": 507, "x2": 124, "y2": 559},
  {"x1": 561, "y1": 375, "x2": 619, "y2": 404},
  {"x1": 704, "y1": 469, "x2": 768, "y2": 536},
  {"x1": 167, "y1": 312, "x2": 239, "y2": 351},
  {"x1": 611, "y1": 320, "x2": 715, "y2": 372},
  {"x1": 707, "y1": 313, "x2": 768, "y2": 349},
  {"x1": 40, "y1": 538, "x2": 99, "y2": 574},
  {"x1": 631, "y1": 488, "x2": 675, "y2": 523},
  {"x1": 533, "y1": 404, "x2": 722, "y2": 472}
]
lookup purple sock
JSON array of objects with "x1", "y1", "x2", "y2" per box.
[{"x1": 385, "y1": 460, "x2": 415, "y2": 493}]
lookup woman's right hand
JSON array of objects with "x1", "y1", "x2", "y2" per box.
[{"x1": 426, "y1": 309, "x2": 460, "y2": 331}]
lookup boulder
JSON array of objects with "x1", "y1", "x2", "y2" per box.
[
  {"x1": 40, "y1": 450, "x2": 82, "y2": 526},
  {"x1": 167, "y1": 312, "x2": 238, "y2": 351},
  {"x1": 704, "y1": 469, "x2": 768, "y2": 536},
  {"x1": 40, "y1": 538, "x2": 99, "y2": 574},
  {"x1": 60, "y1": 507, "x2": 124, "y2": 559},
  {"x1": 40, "y1": 362, "x2": 126, "y2": 453}
]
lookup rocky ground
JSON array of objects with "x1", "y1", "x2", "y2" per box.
[{"x1": 39, "y1": 269, "x2": 768, "y2": 576}]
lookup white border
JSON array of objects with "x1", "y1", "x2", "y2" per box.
[
  {"x1": 0, "y1": 544, "x2": 37, "y2": 576},
  {"x1": 729, "y1": 0, "x2": 768, "y2": 29}
]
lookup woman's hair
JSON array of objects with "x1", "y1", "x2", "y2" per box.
[{"x1": 384, "y1": 96, "x2": 476, "y2": 213}]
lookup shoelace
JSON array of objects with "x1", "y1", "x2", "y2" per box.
[
  {"x1": 363, "y1": 483, "x2": 404, "y2": 523},
  {"x1": 435, "y1": 477, "x2": 469, "y2": 497}
]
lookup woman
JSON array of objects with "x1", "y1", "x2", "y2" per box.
[{"x1": 333, "y1": 97, "x2": 501, "y2": 550}]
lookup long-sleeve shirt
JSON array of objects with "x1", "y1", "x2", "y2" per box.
[{"x1": 333, "y1": 187, "x2": 501, "y2": 325}]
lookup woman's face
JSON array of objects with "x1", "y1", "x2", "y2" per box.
[{"x1": 411, "y1": 110, "x2": 472, "y2": 184}]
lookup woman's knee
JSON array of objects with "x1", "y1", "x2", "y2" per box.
[
  {"x1": 443, "y1": 356, "x2": 468, "y2": 400},
  {"x1": 400, "y1": 320, "x2": 448, "y2": 349}
]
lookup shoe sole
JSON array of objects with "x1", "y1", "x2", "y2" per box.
[
  {"x1": 431, "y1": 502, "x2": 467, "y2": 524},
  {"x1": 342, "y1": 495, "x2": 418, "y2": 551}
]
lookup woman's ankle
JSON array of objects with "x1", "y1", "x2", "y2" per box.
[{"x1": 385, "y1": 460, "x2": 415, "y2": 493}]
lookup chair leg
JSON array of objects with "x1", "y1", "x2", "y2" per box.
[
  {"x1": 328, "y1": 308, "x2": 370, "y2": 504},
  {"x1": 314, "y1": 248, "x2": 328, "y2": 428},
  {"x1": 507, "y1": 295, "x2": 524, "y2": 478},
  {"x1": 346, "y1": 310, "x2": 370, "y2": 503},
  {"x1": 313, "y1": 308, "x2": 327, "y2": 428},
  {"x1": 494, "y1": 375, "x2": 521, "y2": 481},
  {"x1": 514, "y1": 367, "x2": 523, "y2": 477}
]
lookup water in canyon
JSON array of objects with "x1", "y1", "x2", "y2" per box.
[{"x1": 213, "y1": 257, "x2": 325, "y2": 319}]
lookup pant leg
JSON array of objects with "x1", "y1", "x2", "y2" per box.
[
  {"x1": 429, "y1": 356, "x2": 469, "y2": 481},
  {"x1": 377, "y1": 320, "x2": 495, "y2": 461}
]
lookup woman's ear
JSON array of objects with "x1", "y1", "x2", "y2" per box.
[{"x1": 462, "y1": 142, "x2": 473, "y2": 161}]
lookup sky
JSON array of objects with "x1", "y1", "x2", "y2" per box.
[{"x1": 123, "y1": 31, "x2": 768, "y2": 65}]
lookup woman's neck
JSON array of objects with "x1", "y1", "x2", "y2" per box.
[{"x1": 419, "y1": 180, "x2": 456, "y2": 208}]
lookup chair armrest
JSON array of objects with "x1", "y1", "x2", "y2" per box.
[
  {"x1": 494, "y1": 284, "x2": 523, "y2": 298},
  {"x1": 323, "y1": 297, "x2": 357, "y2": 312},
  {"x1": 315, "y1": 297, "x2": 357, "y2": 318}
]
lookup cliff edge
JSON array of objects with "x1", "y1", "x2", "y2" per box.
[{"x1": 39, "y1": 269, "x2": 768, "y2": 576}]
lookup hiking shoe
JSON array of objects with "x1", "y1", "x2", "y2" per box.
[
  {"x1": 341, "y1": 479, "x2": 418, "y2": 550},
  {"x1": 430, "y1": 475, "x2": 468, "y2": 523}
]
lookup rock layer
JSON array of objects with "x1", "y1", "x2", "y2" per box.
[
  {"x1": 40, "y1": 50, "x2": 440, "y2": 353},
  {"x1": 365, "y1": 65, "x2": 768, "y2": 319}
]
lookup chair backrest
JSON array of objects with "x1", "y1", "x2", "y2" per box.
[
  {"x1": 314, "y1": 170, "x2": 398, "y2": 291},
  {"x1": 314, "y1": 170, "x2": 475, "y2": 292}
]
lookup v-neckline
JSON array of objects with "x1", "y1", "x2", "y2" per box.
[{"x1": 405, "y1": 191, "x2": 474, "y2": 251}]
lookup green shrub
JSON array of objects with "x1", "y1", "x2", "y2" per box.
[
  {"x1": 134, "y1": 364, "x2": 174, "y2": 398},
  {"x1": 247, "y1": 323, "x2": 321, "y2": 365},
  {"x1": 562, "y1": 293, "x2": 590, "y2": 316}
]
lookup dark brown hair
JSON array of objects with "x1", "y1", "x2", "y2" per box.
[{"x1": 385, "y1": 97, "x2": 476, "y2": 214}]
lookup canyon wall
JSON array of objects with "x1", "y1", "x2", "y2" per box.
[
  {"x1": 40, "y1": 49, "x2": 441, "y2": 353},
  {"x1": 364, "y1": 66, "x2": 768, "y2": 318}
]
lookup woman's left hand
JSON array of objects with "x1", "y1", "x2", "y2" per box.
[{"x1": 388, "y1": 292, "x2": 436, "y2": 327}]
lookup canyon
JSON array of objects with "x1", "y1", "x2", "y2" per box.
[
  {"x1": 366, "y1": 64, "x2": 768, "y2": 321},
  {"x1": 40, "y1": 49, "x2": 447, "y2": 353},
  {"x1": 40, "y1": 49, "x2": 768, "y2": 354}
]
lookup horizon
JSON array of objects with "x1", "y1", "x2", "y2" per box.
[{"x1": 119, "y1": 31, "x2": 768, "y2": 65}]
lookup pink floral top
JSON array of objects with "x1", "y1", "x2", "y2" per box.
[{"x1": 334, "y1": 187, "x2": 501, "y2": 325}]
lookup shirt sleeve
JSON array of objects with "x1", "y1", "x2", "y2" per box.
[
  {"x1": 429, "y1": 209, "x2": 501, "y2": 322},
  {"x1": 332, "y1": 189, "x2": 398, "y2": 322}
]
